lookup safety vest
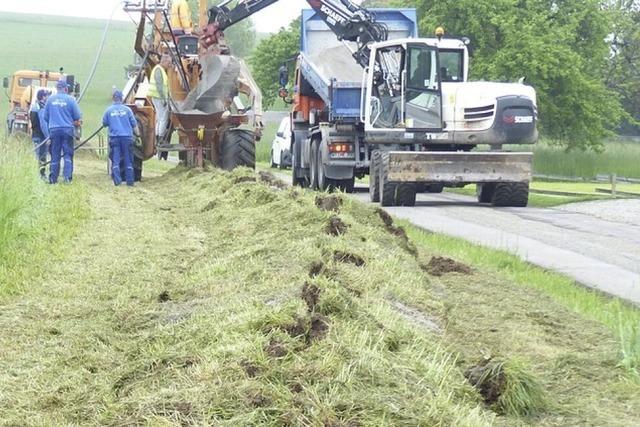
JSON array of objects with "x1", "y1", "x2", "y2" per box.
[{"x1": 148, "y1": 65, "x2": 168, "y2": 99}]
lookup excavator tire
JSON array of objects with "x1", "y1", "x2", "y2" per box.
[
  {"x1": 492, "y1": 182, "x2": 529, "y2": 207},
  {"x1": 379, "y1": 152, "x2": 397, "y2": 207},
  {"x1": 220, "y1": 129, "x2": 256, "y2": 171},
  {"x1": 397, "y1": 183, "x2": 417, "y2": 206},
  {"x1": 369, "y1": 151, "x2": 381, "y2": 202},
  {"x1": 476, "y1": 183, "x2": 495, "y2": 204}
]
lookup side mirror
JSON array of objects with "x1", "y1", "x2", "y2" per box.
[
  {"x1": 2, "y1": 77, "x2": 8, "y2": 89},
  {"x1": 74, "y1": 83, "x2": 81, "y2": 95}
]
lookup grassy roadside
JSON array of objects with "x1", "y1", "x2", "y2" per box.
[
  {"x1": 0, "y1": 159, "x2": 638, "y2": 424},
  {"x1": 403, "y1": 223, "x2": 640, "y2": 373},
  {"x1": 0, "y1": 137, "x2": 88, "y2": 296}
]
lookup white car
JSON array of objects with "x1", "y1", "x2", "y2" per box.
[{"x1": 271, "y1": 117, "x2": 292, "y2": 169}]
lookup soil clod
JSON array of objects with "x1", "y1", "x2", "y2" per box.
[
  {"x1": 465, "y1": 359, "x2": 506, "y2": 405},
  {"x1": 325, "y1": 215, "x2": 348, "y2": 236},
  {"x1": 423, "y1": 256, "x2": 472, "y2": 277},
  {"x1": 258, "y1": 171, "x2": 288, "y2": 189},
  {"x1": 158, "y1": 291, "x2": 171, "y2": 303},
  {"x1": 333, "y1": 250, "x2": 365, "y2": 267},
  {"x1": 315, "y1": 194, "x2": 343, "y2": 212},
  {"x1": 201, "y1": 200, "x2": 217, "y2": 212},
  {"x1": 309, "y1": 261, "x2": 324, "y2": 278},
  {"x1": 375, "y1": 208, "x2": 417, "y2": 256},
  {"x1": 240, "y1": 359, "x2": 260, "y2": 377},
  {"x1": 309, "y1": 313, "x2": 329, "y2": 341},
  {"x1": 266, "y1": 339, "x2": 288, "y2": 358},
  {"x1": 234, "y1": 175, "x2": 257, "y2": 184},
  {"x1": 301, "y1": 282, "x2": 321, "y2": 312}
]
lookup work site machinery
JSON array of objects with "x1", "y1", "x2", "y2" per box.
[
  {"x1": 121, "y1": 0, "x2": 263, "y2": 178},
  {"x1": 207, "y1": 0, "x2": 538, "y2": 207},
  {"x1": 3, "y1": 70, "x2": 79, "y2": 136}
]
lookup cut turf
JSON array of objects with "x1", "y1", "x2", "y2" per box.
[{"x1": 0, "y1": 159, "x2": 638, "y2": 425}]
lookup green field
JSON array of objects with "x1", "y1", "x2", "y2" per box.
[
  {"x1": 0, "y1": 12, "x2": 134, "y2": 134},
  {"x1": 532, "y1": 140, "x2": 640, "y2": 180}
]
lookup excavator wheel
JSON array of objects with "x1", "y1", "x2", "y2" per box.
[
  {"x1": 220, "y1": 129, "x2": 256, "y2": 171},
  {"x1": 369, "y1": 151, "x2": 381, "y2": 202},
  {"x1": 396, "y1": 183, "x2": 417, "y2": 207},
  {"x1": 491, "y1": 182, "x2": 529, "y2": 207},
  {"x1": 476, "y1": 183, "x2": 495, "y2": 204},
  {"x1": 379, "y1": 152, "x2": 397, "y2": 207}
]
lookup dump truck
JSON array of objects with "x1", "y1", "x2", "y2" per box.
[
  {"x1": 121, "y1": 0, "x2": 263, "y2": 179},
  {"x1": 3, "y1": 70, "x2": 79, "y2": 136},
  {"x1": 287, "y1": 8, "x2": 537, "y2": 207}
]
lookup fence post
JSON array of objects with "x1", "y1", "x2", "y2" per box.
[{"x1": 610, "y1": 173, "x2": 617, "y2": 196}]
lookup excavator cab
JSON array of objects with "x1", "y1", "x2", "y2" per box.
[{"x1": 365, "y1": 40, "x2": 443, "y2": 133}]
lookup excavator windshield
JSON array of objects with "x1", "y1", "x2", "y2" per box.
[{"x1": 404, "y1": 44, "x2": 442, "y2": 130}]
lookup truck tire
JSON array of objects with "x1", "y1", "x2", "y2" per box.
[
  {"x1": 220, "y1": 129, "x2": 256, "y2": 171},
  {"x1": 316, "y1": 140, "x2": 330, "y2": 191},
  {"x1": 309, "y1": 139, "x2": 320, "y2": 190},
  {"x1": 379, "y1": 153, "x2": 397, "y2": 207},
  {"x1": 397, "y1": 183, "x2": 417, "y2": 206},
  {"x1": 369, "y1": 151, "x2": 381, "y2": 202},
  {"x1": 492, "y1": 182, "x2": 529, "y2": 207},
  {"x1": 336, "y1": 178, "x2": 355, "y2": 193}
]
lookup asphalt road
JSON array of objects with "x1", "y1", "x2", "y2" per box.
[{"x1": 348, "y1": 190, "x2": 640, "y2": 305}]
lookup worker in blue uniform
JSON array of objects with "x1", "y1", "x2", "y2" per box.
[
  {"x1": 30, "y1": 89, "x2": 51, "y2": 179},
  {"x1": 44, "y1": 79, "x2": 82, "y2": 184},
  {"x1": 102, "y1": 90, "x2": 138, "y2": 186}
]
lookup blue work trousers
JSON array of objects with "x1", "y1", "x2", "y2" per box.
[
  {"x1": 110, "y1": 136, "x2": 134, "y2": 186},
  {"x1": 32, "y1": 137, "x2": 48, "y2": 178},
  {"x1": 49, "y1": 130, "x2": 74, "y2": 184}
]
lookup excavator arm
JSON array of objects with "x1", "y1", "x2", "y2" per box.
[{"x1": 203, "y1": 0, "x2": 388, "y2": 68}]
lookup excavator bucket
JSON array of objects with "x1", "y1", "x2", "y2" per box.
[{"x1": 178, "y1": 55, "x2": 240, "y2": 114}]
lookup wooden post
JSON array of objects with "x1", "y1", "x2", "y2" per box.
[{"x1": 611, "y1": 173, "x2": 617, "y2": 196}]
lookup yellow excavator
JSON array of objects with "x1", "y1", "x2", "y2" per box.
[{"x1": 121, "y1": 0, "x2": 263, "y2": 178}]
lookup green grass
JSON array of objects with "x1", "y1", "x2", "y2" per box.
[
  {"x1": 533, "y1": 140, "x2": 640, "y2": 179},
  {"x1": 0, "y1": 136, "x2": 88, "y2": 296},
  {"x1": 1, "y1": 159, "x2": 639, "y2": 424},
  {"x1": 0, "y1": 12, "x2": 135, "y2": 136},
  {"x1": 404, "y1": 223, "x2": 640, "y2": 374}
]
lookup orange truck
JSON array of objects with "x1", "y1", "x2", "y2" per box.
[{"x1": 3, "y1": 69, "x2": 79, "y2": 136}]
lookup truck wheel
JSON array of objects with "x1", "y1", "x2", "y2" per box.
[
  {"x1": 369, "y1": 151, "x2": 381, "y2": 202},
  {"x1": 220, "y1": 129, "x2": 256, "y2": 171},
  {"x1": 336, "y1": 178, "x2": 354, "y2": 193},
  {"x1": 476, "y1": 183, "x2": 495, "y2": 203},
  {"x1": 492, "y1": 182, "x2": 529, "y2": 207},
  {"x1": 379, "y1": 153, "x2": 397, "y2": 207},
  {"x1": 397, "y1": 183, "x2": 417, "y2": 206},
  {"x1": 309, "y1": 139, "x2": 320, "y2": 190},
  {"x1": 316, "y1": 141, "x2": 330, "y2": 191}
]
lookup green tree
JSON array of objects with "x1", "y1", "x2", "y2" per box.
[
  {"x1": 249, "y1": 19, "x2": 300, "y2": 108},
  {"x1": 369, "y1": 0, "x2": 626, "y2": 149},
  {"x1": 606, "y1": 0, "x2": 640, "y2": 134}
]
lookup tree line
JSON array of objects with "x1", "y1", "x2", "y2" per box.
[{"x1": 249, "y1": 0, "x2": 640, "y2": 150}]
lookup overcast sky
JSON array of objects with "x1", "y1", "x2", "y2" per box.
[{"x1": 0, "y1": 0, "x2": 313, "y2": 33}]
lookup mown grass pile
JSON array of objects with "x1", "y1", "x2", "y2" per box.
[
  {"x1": 0, "y1": 162, "x2": 638, "y2": 425},
  {"x1": 0, "y1": 137, "x2": 87, "y2": 295}
]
